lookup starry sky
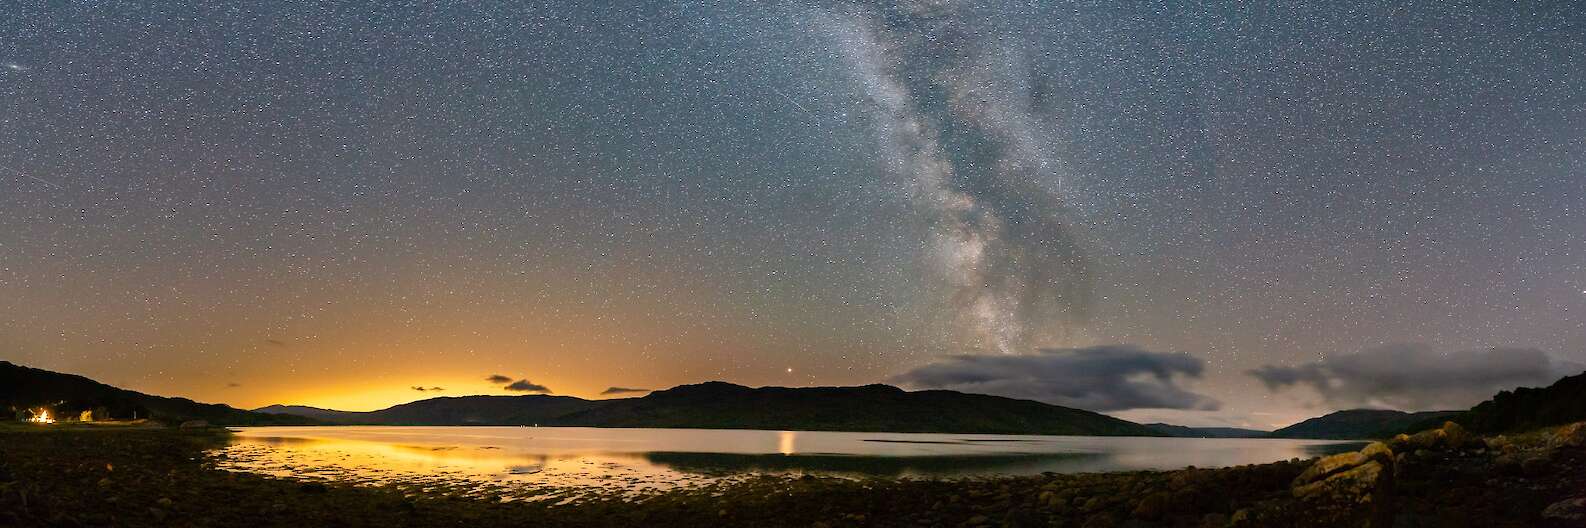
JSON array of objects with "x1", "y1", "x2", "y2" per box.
[{"x1": 2, "y1": 1, "x2": 1583, "y2": 428}]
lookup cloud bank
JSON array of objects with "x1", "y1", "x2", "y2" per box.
[
  {"x1": 823, "y1": 1, "x2": 1090, "y2": 353},
  {"x1": 410, "y1": 386, "x2": 445, "y2": 392},
  {"x1": 889, "y1": 345, "x2": 1219, "y2": 412},
  {"x1": 504, "y1": 379, "x2": 551, "y2": 393},
  {"x1": 600, "y1": 387, "x2": 651, "y2": 395},
  {"x1": 484, "y1": 374, "x2": 512, "y2": 384},
  {"x1": 1248, "y1": 344, "x2": 1581, "y2": 410}
]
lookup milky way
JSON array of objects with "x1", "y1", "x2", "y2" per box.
[
  {"x1": 1, "y1": 1, "x2": 1583, "y2": 426},
  {"x1": 825, "y1": 1, "x2": 1091, "y2": 354}
]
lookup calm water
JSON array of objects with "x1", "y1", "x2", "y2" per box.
[{"x1": 215, "y1": 426, "x2": 1361, "y2": 496}]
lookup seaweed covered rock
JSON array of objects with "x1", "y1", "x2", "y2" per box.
[
  {"x1": 1439, "y1": 421, "x2": 1474, "y2": 449},
  {"x1": 1551, "y1": 422, "x2": 1586, "y2": 449},
  {"x1": 1230, "y1": 442, "x2": 1399, "y2": 527},
  {"x1": 1543, "y1": 497, "x2": 1586, "y2": 523}
]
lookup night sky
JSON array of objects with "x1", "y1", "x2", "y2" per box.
[{"x1": 2, "y1": 1, "x2": 1583, "y2": 428}]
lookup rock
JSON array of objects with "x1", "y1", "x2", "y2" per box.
[
  {"x1": 156, "y1": 497, "x2": 173, "y2": 508},
  {"x1": 1290, "y1": 458, "x2": 1395, "y2": 527},
  {"x1": 965, "y1": 514, "x2": 989, "y2": 525},
  {"x1": 1292, "y1": 451, "x2": 1367, "y2": 487},
  {"x1": 1551, "y1": 422, "x2": 1586, "y2": 448},
  {"x1": 1004, "y1": 507, "x2": 1040, "y2": 528},
  {"x1": 1542, "y1": 498, "x2": 1586, "y2": 522},
  {"x1": 178, "y1": 420, "x2": 209, "y2": 430},
  {"x1": 1388, "y1": 433, "x2": 1412, "y2": 452},
  {"x1": 1521, "y1": 456, "x2": 1550, "y2": 477},
  {"x1": 1081, "y1": 513, "x2": 1117, "y2": 528},
  {"x1": 1292, "y1": 460, "x2": 1386, "y2": 499},
  {"x1": 1131, "y1": 492, "x2": 1172, "y2": 521},
  {"x1": 1407, "y1": 428, "x2": 1446, "y2": 450},
  {"x1": 1494, "y1": 454, "x2": 1523, "y2": 476},
  {"x1": 1485, "y1": 435, "x2": 1510, "y2": 451},
  {"x1": 1439, "y1": 422, "x2": 1472, "y2": 449},
  {"x1": 1198, "y1": 513, "x2": 1228, "y2": 528},
  {"x1": 1360, "y1": 441, "x2": 1394, "y2": 465}
]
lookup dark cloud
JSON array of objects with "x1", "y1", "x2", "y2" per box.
[
  {"x1": 484, "y1": 374, "x2": 512, "y2": 384},
  {"x1": 1248, "y1": 344, "x2": 1582, "y2": 410},
  {"x1": 504, "y1": 379, "x2": 551, "y2": 393},
  {"x1": 225, "y1": 382, "x2": 241, "y2": 388},
  {"x1": 889, "y1": 345, "x2": 1218, "y2": 412},
  {"x1": 600, "y1": 387, "x2": 651, "y2": 395},
  {"x1": 263, "y1": 339, "x2": 287, "y2": 348},
  {"x1": 410, "y1": 386, "x2": 444, "y2": 392}
]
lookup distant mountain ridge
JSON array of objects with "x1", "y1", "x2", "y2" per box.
[
  {"x1": 256, "y1": 381, "x2": 1162, "y2": 436},
  {"x1": 257, "y1": 395, "x2": 597, "y2": 426},
  {"x1": 1268, "y1": 409, "x2": 1460, "y2": 440},
  {"x1": 1144, "y1": 423, "x2": 1268, "y2": 438},
  {"x1": 0, "y1": 361, "x2": 313, "y2": 426}
]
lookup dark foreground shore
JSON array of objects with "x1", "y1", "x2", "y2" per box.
[{"x1": 0, "y1": 424, "x2": 1583, "y2": 528}]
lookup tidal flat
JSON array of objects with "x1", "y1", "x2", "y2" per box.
[{"x1": 0, "y1": 426, "x2": 1582, "y2": 527}]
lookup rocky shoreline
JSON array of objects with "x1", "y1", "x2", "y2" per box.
[{"x1": 0, "y1": 423, "x2": 1583, "y2": 527}]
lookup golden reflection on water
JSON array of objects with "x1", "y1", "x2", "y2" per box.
[
  {"x1": 217, "y1": 432, "x2": 722, "y2": 498},
  {"x1": 212, "y1": 426, "x2": 1365, "y2": 499},
  {"x1": 778, "y1": 431, "x2": 797, "y2": 455}
]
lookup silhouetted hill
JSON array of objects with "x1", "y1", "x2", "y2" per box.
[
  {"x1": 256, "y1": 381, "x2": 1161, "y2": 436},
  {"x1": 1144, "y1": 423, "x2": 1268, "y2": 438},
  {"x1": 257, "y1": 396, "x2": 600, "y2": 425},
  {"x1": 251, "y1": 404, "x2": 362, "y2": 422},
  {"x1": 0, "y1": 361, "x2": 314, "y2": 426},
  {"x1": 1443, "y1": 370, "x2": 1586, "y2": 433},
  {"x1": 557, "y1": 382, "x2": 1158, "y2": 435},
  {"x1": 1268, "y1": 409, "x2": 1459, "y2": 440}
]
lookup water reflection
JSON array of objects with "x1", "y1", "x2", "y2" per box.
[
  {"x1": 214, "y1": 426, "x2": 1364, "y2": 495},
  {"x1": 642, "y1": 451, "x2": 1107, "y2": 477}
]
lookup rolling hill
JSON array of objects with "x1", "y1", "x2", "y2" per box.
[
  {"x1": 1144, "y1": 423, "x2": 1268, "y2": 438},
  {"x1": 0, "y1": 361, "x2": 314, "y2": 426},
  {"x1": 256, "y1": 395, "x2": 598, "y2": 426},
  {"x1": 1267, "y1": 409, "x2": 1460, "y2": 440},
  {"x1": 255, "y1": 381, "x2": 1162, "y2": 436}
]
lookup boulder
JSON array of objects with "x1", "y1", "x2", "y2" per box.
[
  {"x1": 1292, "y1": 451, "x2": 1367, "y2": 487},
  {"x1": 1130, "y1": 492, "x2": 1172, "y2": 521},
  {"x1": 1406, "y1": 428, "x2": 1445, "y2": 451},
  {"x1": 1521, "y1": 455, "x2": 1551, "y2": 477},
  {"x1": 1551, "y1": 422, "x2": 1586, "y2": 449},
  {"x1": 1387, "y1": 433, "x2": 1412, "y2": 452},
  {"x1": 1494, "y1": 453, "x2": 1523, "y2": 476},
  {"x1": 1285, "y1": 442, "x2": 1397, "y2": 528},
  {"x1": 1543, "y1": 497, "x2": 1586, "y2": 522},
  {"x1": 1360, "y1": 442, "x2": 1394, "y2": 465},
  {"x1": 1292, "y1": 460, "x2": 1385, "y2": 500},
  {"x1": 1439, "y1": 422, "x2": 1473, "y2": 449}
]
